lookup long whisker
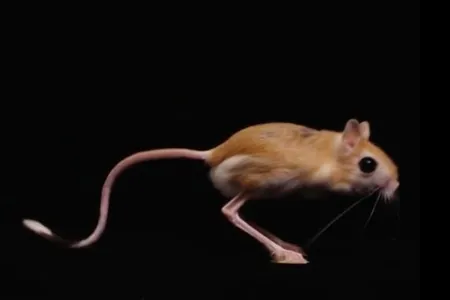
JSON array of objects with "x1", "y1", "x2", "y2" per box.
[
  {"x1": 304, "y1": 188, "x2": 380, "y2": 249},
  {"x1": 363, "y1": 192, "x2": 382, "y2": 231}
]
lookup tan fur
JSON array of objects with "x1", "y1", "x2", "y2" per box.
[{"x1": 206, "y1": 120, "x2": 398, "y2": 198}]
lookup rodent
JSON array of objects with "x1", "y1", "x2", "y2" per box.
[{"x1": 22, "y1": 118, "x2": 399, "y2": 264}]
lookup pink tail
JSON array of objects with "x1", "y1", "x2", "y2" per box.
[{"x1": 22, "y1": 148, "x2": 211, "y2": 248}]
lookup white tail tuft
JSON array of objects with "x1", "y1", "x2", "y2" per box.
[{"x1": 22, "y1": 219, "x2": 54, "y2": 236}]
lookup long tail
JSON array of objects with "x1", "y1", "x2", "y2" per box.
[{"x1": 22, "y1": 148, "x2": 212, "y2": 248}]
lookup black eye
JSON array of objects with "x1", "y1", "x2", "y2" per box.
[{"x1": 359, "y1": 157, "x2": 377, "y2": 173}]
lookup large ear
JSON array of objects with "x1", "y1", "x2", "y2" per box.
[
  {"x1": 359, "y1": 121, "x2": 370, "y2": 140},
  {"x1": 341, "y1": 119, "x2": 362, "y2": 152}
]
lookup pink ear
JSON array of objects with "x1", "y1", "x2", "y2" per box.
[
  {"x1": 359, "y1": 121, "x2": 370, "y2": 139},
  {"x1": 341, "y1": 119, "x2": 361, "y2": 151}
]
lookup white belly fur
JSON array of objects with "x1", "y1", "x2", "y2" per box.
[
  {"x1": 209, "y1": 155, "x2": 248, "y2": 198},
  {"x1": 209, "y1": 155, "x2": 304, "y2": 199}
]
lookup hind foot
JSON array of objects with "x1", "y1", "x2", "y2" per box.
[
  {"x1": 277, "y1": 241, "x2": 308, "y2": 257},
  {"x1": 271, "y1": 247, "x2": 309, "y2": 264}
]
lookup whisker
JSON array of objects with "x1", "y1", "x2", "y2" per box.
[
  {"x1": 363, "y1": 192, "x2": 382, "y2": 231},
  {"x1": 304, "y1": 188, "x2": 380, "y2": 249},
  {"x1": 383, "y1": 193, "x2": 389, "y2": 204}
]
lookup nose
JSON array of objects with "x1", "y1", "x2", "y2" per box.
[
  {"x1": 391, "y1": 180, "x2": 399, "y2": 192},
  {"x1": 382, "y1": 178, "x2": 399, "y2": 190},
  {"x1": 389, "y1": 179, "x2": 400, "y2": 201}
]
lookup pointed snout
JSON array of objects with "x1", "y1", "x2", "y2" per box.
[
  {"x1": 388, "y1": 179, "x2": 399, "y2": 193},
  {"x1": 383, "y1": 179, "x2": 400, "y2": 201}
]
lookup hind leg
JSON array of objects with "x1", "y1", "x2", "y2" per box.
[
  {"x1": 248, "y1": 221, "x2": 308, "y2": 257},
  {"x1": 221, "y1": 193, "x2": 308, "y2": 264}
]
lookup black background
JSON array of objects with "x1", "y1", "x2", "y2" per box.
[{"x1": 2, "y1": 2, "x2": 419, "y2": 299}]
